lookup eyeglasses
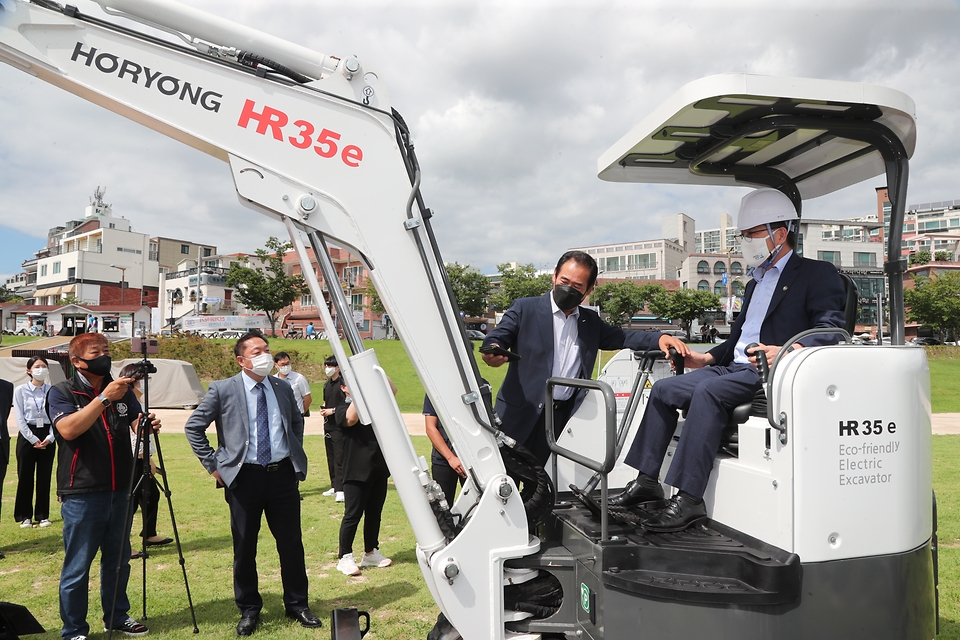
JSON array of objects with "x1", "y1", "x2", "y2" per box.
[{"x1": 736, "y1": 226, "x2": 785, "y2": 241}]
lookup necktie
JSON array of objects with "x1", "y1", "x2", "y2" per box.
[{"x1": 254, "y1": 382, "x2": 271, "y2": 465}]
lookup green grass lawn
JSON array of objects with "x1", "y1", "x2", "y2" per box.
[
  {"x1": 932, "y1": 359, "x2": 960, "y2": 413},
  {"x1": 0, "y1": 335, "x2": 45, "y2": 348},
  {"x1": 4, "y1": 434, "x2": 960, "y2": 638},
  {"x1": 255, "y1": 338, "x2": 507, "y2": 413},
  {"x1": 0, "y1": 434, "x2": 441, "y2": 640},
  {"x1": 268, "y1": 339, "x2": 960, "y2": 415}
]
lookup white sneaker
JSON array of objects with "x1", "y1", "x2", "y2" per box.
[
  {"x1": 20, "y1": 519, "x2": 32, "y2": 529},
  {"x1": 337, "y1": 553, "x2": 361, "y2": 576},
  {"x1": 335, "y1": 491, "x2": 345, "y2": 503},
  {"x1": 322, "y1": 488, "x2": 336, "y2": 497},
  {"x1": 39, "y1": 519, "x2": 52, "y2": 528},
  {"x1": 360, "y1": 548, "x2": 392, "y2": 568}
]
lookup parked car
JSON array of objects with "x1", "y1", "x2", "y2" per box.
[
  {"x1": 911, "y1": 337, "x2": 942, "y2": 346},
  {"x1": 465, "y1": 329, "x2": 486, "y2": 341}
]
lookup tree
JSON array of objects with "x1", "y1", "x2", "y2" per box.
[
  {"x1": 0, "y1": 285, "x2": 23, "y2": 303},
  {"x1": 648, "y1": 288, "x2": 722, "y2": 341},
  {"x1": 590, "y1": 281, "x2": 664, "y2": 327},
  {"x1": 489, "y1": 263, "x2": 552, "y2": 312},
  {"x1": 909, "y1": 250, "x2": 931, "y2": 266},
  {"x1": 905, "y1": 271, "x2": 960, "y2": 341},
  {"x1": 58, "y1": 295, "x2": 81, "y2": 306},
  {"x1": 226, "y1": 237, "x2": 307, "y2": 335},
  {"x1": 935, "y1": 251, "x2": 953, "y2": 262},
  {"x1": 446, "y1": 263, "x2": 490, "y2": 317},
  {"x1": 362, "y1": 283, "x2": 386, "y2": 315}
]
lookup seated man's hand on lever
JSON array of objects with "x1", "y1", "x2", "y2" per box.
[
  {"x1": 658, "y1": 335, "x2": 689, "y2": 359},
  {"x1": 746, "y1": 342, "x2": 803, "y2": 368},
  {"x1": 682, "y1": 351, "x2": 714, "y2": 369}
]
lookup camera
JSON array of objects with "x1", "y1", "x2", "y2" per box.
[{"x1": 119, "y1": 361, "x2": 158, "y2": 381}]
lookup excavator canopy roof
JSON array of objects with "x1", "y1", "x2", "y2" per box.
[{"x1": 598, "y1": 74, "x2": 916, "y2": 203}]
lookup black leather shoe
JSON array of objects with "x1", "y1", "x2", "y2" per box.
[
  {"x1": 286, "y1": 608, "x2": 322, "y2": 628},
  {"x1": 640, "y1": 493, "x2": 707, "y2": 533},
  {"x1": 236, "y1": 613, "x2": 259, "y2": 636},
  {"x1": 144, "y1": 536, "x2": 173, "y2": 547},
  {"x1": 608, "y1": 478, "x2": 664, "y2": 507}
]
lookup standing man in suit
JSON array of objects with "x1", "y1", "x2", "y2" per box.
[
  {"x1": 0, "y1": 376, "x2": 13, "y2": 560},
  {"x1": 482, "y1": 250, "x2": 688, "y2": 464},
  {"x1": 184, "y1": 331, "x2": 321, "y2": 636},
  {"x1": 612, "y1": 189, "x2": 846, "y2": 532}
]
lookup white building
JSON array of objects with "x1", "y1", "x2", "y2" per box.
[
  {"x1": 161, "y1": 253, "x2": 261, "y2": 326},
  {"x1": 27, "y1": 188, "x2": 159, "y2": 307},
  {"x1": 574, "y1": 214, "x2": 693, "y2": 281}
]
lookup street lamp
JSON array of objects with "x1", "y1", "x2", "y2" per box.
[{"x1": 109, "y1": 264, "x2": 127, "y2": 305}]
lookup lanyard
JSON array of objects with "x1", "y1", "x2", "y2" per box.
[{"x1": 30, "y1": 383, "x2": 48, "y2": 426}]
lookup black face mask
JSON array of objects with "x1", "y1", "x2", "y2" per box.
[
  {"x1": 79, "y1": 354, "x2": 112, "y2": 377},
  {"x1": 553, "y1": 285, "x2": 584, "y2": 312}
]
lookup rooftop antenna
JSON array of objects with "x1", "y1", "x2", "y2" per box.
[{"x1": 90, "y1": 185, "x2": 110, "y2": 208}]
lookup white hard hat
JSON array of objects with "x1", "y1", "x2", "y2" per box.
[{"x1": 737, "y1": 188, "x2": 799, "y2": 231}]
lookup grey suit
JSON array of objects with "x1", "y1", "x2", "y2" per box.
[
  {"x1": 184, "y1": 371, "x2": 309, "y2": 616},
  {"x1": 184, "y1": 373, "x2": 306, "y2": 488}
]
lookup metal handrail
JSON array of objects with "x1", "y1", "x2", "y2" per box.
[{"x1": 544, "y1": 377, "x2": 618, "y2": 541}]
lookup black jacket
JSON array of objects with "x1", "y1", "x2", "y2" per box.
[
  {"x1": 47, "y1": 374, "x2": 140, "y2": 496},
  {"x1": 707, "y1": 254, "x2": 846, "y2": 367},
  {"x1": 323, "y1": 376, "x2": 346, "y2": 431},
  {"x1": 482, "y1": 292, "x2": 663, "y2": 445},
  {"x1": 335, "y1": 402, "x2": 388, "y2": 483}
]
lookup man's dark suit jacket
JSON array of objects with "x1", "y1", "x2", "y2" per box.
[
  {"x1": 483, "y1": 292, "x2": 663, "y2": 445},
  {"x1": 707, "y1": 253, "x2": 846, "y2": 367},
  {"x1": 0, "y1": 379, "x2": 13, "y2": 517}
]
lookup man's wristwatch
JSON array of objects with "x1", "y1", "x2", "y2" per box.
[{"x1": 97, "y1": 393, "x2": 111, "y2": 407}]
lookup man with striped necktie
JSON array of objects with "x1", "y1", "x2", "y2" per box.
[{"x1": 185, "y1": 331, "x2": 320, "y2": 636}]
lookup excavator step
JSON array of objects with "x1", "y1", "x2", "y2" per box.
[{"x1": 548, "y1": 497, "x2": 801, "y2": 606}]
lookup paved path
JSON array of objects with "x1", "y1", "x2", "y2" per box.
[
  {"x1": 139, "y1": 410, "x2": 960, "y2": 437},
  {"x1": 8, "y1": 410, "x2": 958, "y2": 438},
  {"x1": 0, "y1": 336, "x2": 70, "y2": 356}
]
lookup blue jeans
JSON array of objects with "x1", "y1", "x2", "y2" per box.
[{"x1": 60, "y1": 490, "x2": 133, "y2": 639}]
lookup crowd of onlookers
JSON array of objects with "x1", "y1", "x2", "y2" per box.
[{"x1": 0, "y1": 329, "x2": 461, "y2": 639}]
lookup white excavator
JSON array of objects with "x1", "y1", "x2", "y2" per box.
[{"x1": 0, "y1": 2, "x2": 937, "y2": 639}]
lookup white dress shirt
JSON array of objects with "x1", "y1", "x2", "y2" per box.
[
  {"x1": 241, "y1": 373, "x2": 290, "y2": 464},
  {"x1": 734, "y1": 251, "x2": 793, "y2": 364},
  {"x1": 14, "y1": 382, "x2": 54, "y2": 444},
  {"x1": 550, "y1": 295, "x2": 581, "y2": 401}
]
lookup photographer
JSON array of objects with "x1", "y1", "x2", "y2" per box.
[
  {"x1": 47, "y1": 333, "x2": 160, "y2": 639},
  {"x1": 120, "y1": 363, "x2": 172, "y2": 555}
]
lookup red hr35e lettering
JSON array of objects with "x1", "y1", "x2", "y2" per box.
[{"x1": 237, "y1": 99, "x2": 363, "y2": 167}]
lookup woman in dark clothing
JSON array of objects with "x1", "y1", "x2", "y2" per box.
[{"x1": 334, "y1": 378, "x2": 396, "y2": 577}]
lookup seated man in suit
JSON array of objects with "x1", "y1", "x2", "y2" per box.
[
  {"x1": 184, "y1": 331, "x2": 321, "y2": 636},
  {"x1": 611, "y1": 188, "x2": 846, "y2": 532},
  {"x1": 482, "y1": 250, "x2": 688, "y2": 464}
]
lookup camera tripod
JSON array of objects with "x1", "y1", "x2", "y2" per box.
[{"x1": 107, "y1": 338, "x2": 199, "y2": 638}]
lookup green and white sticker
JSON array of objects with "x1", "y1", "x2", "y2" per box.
[{"x1": 580, "y1": 583, "x2": 590, "y2": 613}]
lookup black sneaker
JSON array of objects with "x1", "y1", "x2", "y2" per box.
[{"x1": 105, "y1": 618, "x2": 149, "y2": 636}]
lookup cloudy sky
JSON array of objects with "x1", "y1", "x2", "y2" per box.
[{"x1": 1, "y1": 0, "x2": 958, "y2": 282}]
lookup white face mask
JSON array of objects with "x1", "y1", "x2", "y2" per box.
[
  {"x1": 324, "y1": 367, "x2": 337, "y2": 377},
  {"x1": 31, "y1": 367, "x2": 49, "y2": 382},
  {"x1": 245, "y1": 353, "x2": 274, "y2": 377},
  {"x1": 740, "y1": 235, "x2": 771, "y2": 275},
  {"x1": 277, "y1": 365, "x2": 292, "y2": 376}
]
